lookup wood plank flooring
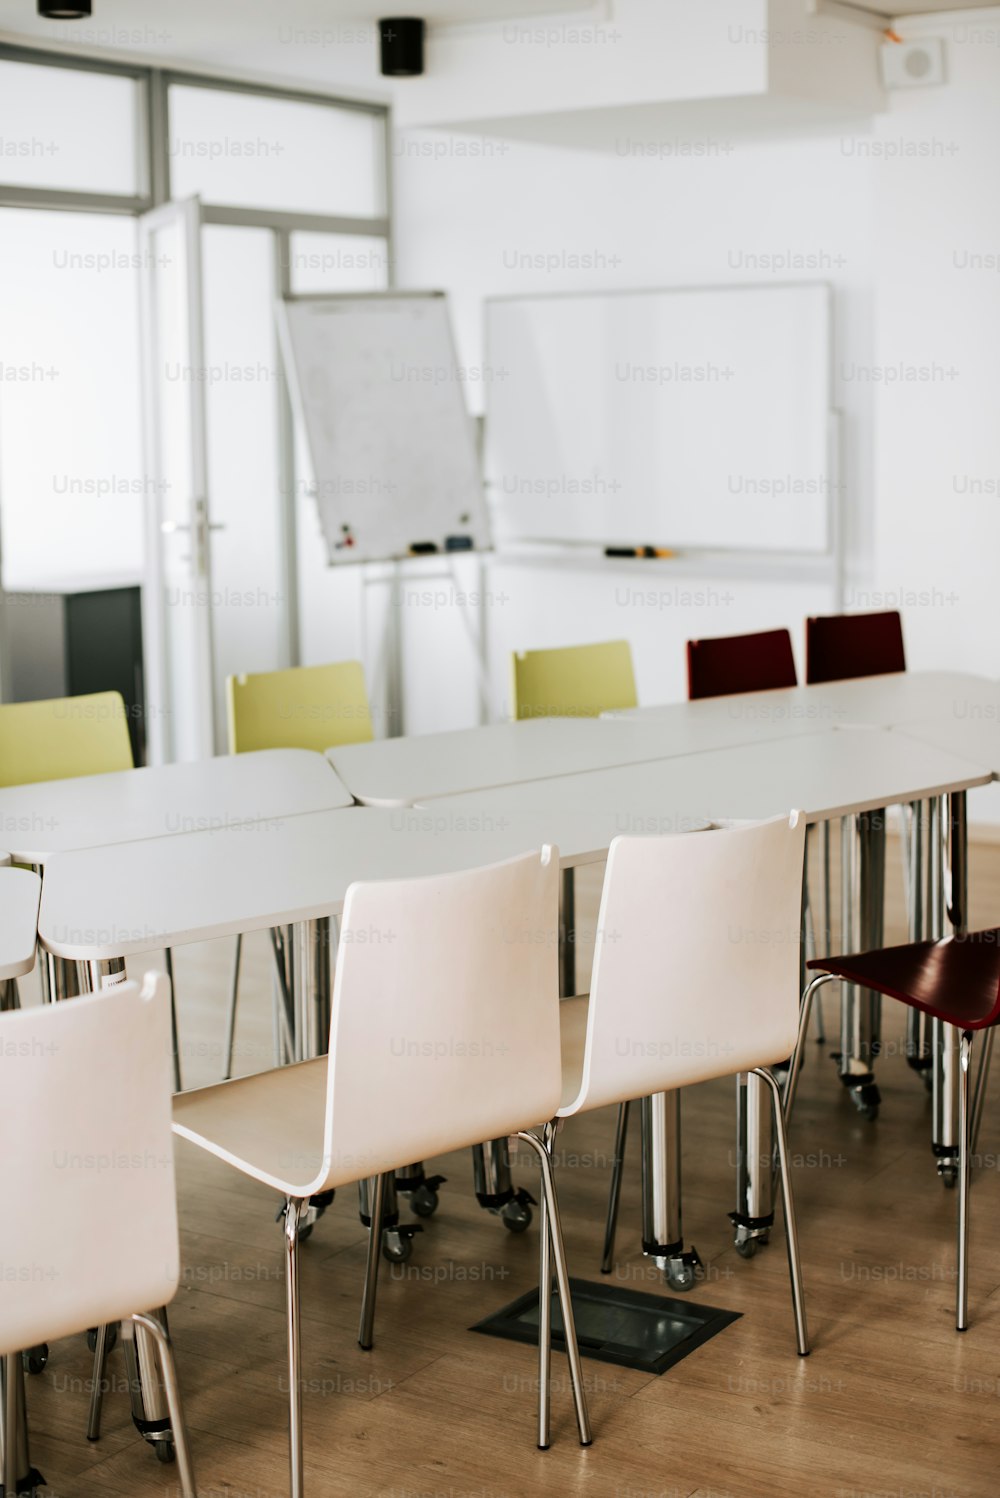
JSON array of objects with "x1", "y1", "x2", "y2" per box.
[{"x1": 14, "y1": 832, "x2": 1000, "y2": 1498}]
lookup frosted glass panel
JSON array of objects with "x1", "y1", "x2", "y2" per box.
[
  {"x1": 201, "y1": 226, "x2": 286, "y2": 745},
  {"x1": 0, "y1": 209, "x2": 143, "y2": 587},
  {"x1": 0, "y1": 59, "x2": 140, "y2": 195},
  {"x1": 169, "y1": 85, "x2": 384, "y2": 217},
  {"x1": 288, "y1": 232, "x2": 390, "y2": 292}
]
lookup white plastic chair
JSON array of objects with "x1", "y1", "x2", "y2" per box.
[
  {"x1": 561, "y1": 812, "x2": 810, "y2": 1355},
  {"x1": 174, "y1": 847, "x2": 591, "y2": 1497},
  {"x1": 0, "y1": 974, "x2": 196, "y2": 1496}
]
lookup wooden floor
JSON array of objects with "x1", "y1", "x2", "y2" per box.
[{"x1": 17, "y1": 832, "x2": 1000, "y2": 1498}]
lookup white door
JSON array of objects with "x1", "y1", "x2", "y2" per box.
[{"x1": 139, "y1": 197, "x2": 218, "y2": 763}]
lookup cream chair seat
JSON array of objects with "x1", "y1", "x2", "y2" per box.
[
  {"x1": 561, "y1": 813, "x2": 810, "y2": 1356},
  {"x1": 0, "y1": 974, "x2": 196, "y2": 1495},
  {"x1": 173, "y1": 848, "x2": 591, "y2": 1498}
]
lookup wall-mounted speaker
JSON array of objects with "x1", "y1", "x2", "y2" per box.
[
  {"x1": 380, "y1": 18, "x2": 425, "y2": 77},
  {"x1": 880, "y1": 38, "x2": 945, "y2": 90}
]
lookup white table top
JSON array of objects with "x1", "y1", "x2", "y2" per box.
[
  {"x1": 326, "y1": 709, "x2": 835, "y2": 810},
  {"x1": 40, "y1": 727, "x2": 989, "y2": 963},
  {"x1": 0, "y1": 867, "x2": 41, "y2": 979},
  {"x1": 413, "y1": 726, "x2": 992, "y2": 829},
  {"x1": 611, "y1": 671, "x2": 1000, "y2": 732},
  {"x1": 0, "y1": 749, "x2": 353, "y2": 865},
  {"x1": 37, "y1": 803, "x2": 708, "y2": 961},
  {"x1": 893, "y1": 714, "x2": 1000, "y2": 777}
]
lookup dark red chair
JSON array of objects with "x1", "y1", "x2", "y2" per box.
[
  {"x1": 787, "y1": 935, "x2": 1000, "y2": 1331},
  {"x1": 805, "y1": 610, "x2": 905, "y2": 686},
  {"x1": 686, "y1": 628, "x2": 797, "y2": 701}
]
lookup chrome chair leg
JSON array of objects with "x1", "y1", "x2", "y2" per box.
[
  {"x1": 752, "y1": 1067, "x2": 809, "y2": 1356},
  {"x1": 131, "y1": 1312, "x2": 197, "y2": 1498},
  {"x1": 601, "y1": 1101, "x2": 630, "y2": 1274},
  {"x1": 282, "y1": 1198, "x2": 307, "y2": 1498},
  {"x1": 516, "y1": 1126, "x2": 592, "y2": 1448},
  {"x1": 222, "y1": 933, "x2": 242, "y2": 1081},
  {"x1": 3, "y1": 1350, "x2": 20, "y2": 1498},
  {"x1": 164, "y1": 948, "x2": 182, "y2": 1092},
  {"x1": 958, "y1": 1030, "x2": 974, "y2": 1332},
  {"x1": 970, "y1": 1025, "x2": 994, "y2": 1157},
  {"x1": 358, "y1": 1172, "x2": 388, "y2": 1352},
  {"x1": 86, "y1": 1322, "x2": 112, "y2": 1441},
  {"x1": 784, "y1": 974, "x2": 840, "y2": 1120}
]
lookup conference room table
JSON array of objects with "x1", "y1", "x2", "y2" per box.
[{"x1": 38, "y1": 713, "x2": 991, "y2": 1287}]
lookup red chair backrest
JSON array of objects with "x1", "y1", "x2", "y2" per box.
[
  {"x1": 805, "y1": 611, "x2": 905, "y2": 686},
  {"x1": 686, "y1": 628, "x2": 798, "y2": 701}
]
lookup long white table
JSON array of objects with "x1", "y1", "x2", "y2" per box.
[
  {"x1": 894, "y1": 714, "x2": 1000, "y2": 776},
  {"x1": 326, "y1": 710, "x2": 832, "y2": 809},
  {"x1": 611, "y1": 670, "x2": 1000, "y2": 732},
  {"x1": 0, "y1": 748, "x2": 353, "y2": 866},
  {"x1": 411, "y1": 726, "x2": 991, "y2": 827}
]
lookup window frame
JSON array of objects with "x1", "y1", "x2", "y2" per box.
[{"x1": 0, "y1": 42, "x2": 393, "y2": 667}]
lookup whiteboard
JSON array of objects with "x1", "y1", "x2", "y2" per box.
[
  {"x1": 485, "y1": 283, "x2": 833, "y2": 556},
  {"x1": 278, "y1": 292, "x2": 491, "y2": 565}
]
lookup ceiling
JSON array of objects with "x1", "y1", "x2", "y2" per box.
[
  {"x1": 839, "y1": 0, "x2": 1000, "y2": 13},
  {"x1": 0, "y1": 0, "x2": 599, "y2": 90}
]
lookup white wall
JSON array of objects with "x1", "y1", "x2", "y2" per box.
[{"x1": 338, "y1": 13, "x2": 995, "y2": 752}]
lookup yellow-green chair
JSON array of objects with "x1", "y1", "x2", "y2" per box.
[
  {"x1": 510, "y1": 640, "x2": 638, "y2": 720},
  {"x1": 226, "y1": 660, "x2": 373, "y2": 756},
  {"x1": 0, "y1": 691, "x2": 182, "y2": 1086},
  {"x1": 0, "y1": 691, "x2": 132, "y2": 787},
  {"x1": 222, "y1": 661, "x2": 374, "y2": 1080}
]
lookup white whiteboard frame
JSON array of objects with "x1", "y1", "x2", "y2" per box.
[
  {"x1": 483, "y1": 281, "x2": 842, "y2": 602},
  {"x1": 276, "y1": 289, "x2": 492, "y2": 568}
]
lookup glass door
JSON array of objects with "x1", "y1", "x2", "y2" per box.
[{"x1": 138, "y1": 196, "x2": 217, "y2": 763}]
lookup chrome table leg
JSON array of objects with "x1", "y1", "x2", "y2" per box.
[
  {"x1": 640, "y1": 1091, "x2": 698, "y2": 1290},
  {"x1": 836, "y1": 810, "x2": 885, "y2": 1119},
  {"x1": 932, "y1": 793, "x2": 968, "y2": 1186},
  {"x1": 731, "y1": 1071, "x2": 774, "y2": 1260}
]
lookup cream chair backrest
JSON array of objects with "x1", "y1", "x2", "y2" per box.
[
  {"x1": 0, "y1": 972, "x2": 179, "y2": 1354},
  {"x1": 562, "y1": 813, "x2": 806, "y2": 1114},
  {"x1": 320, "y1": 848, "x2": 561, "y2": 1187}
]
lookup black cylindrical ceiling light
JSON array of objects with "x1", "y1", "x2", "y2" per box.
[
  {"x1": 379, "y1": 18, "x2": 425, "y2": 77},
  {"x1": 38, "y1": 1, "x2": 92, "y2": 15}
]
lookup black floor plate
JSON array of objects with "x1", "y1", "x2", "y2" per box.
[{"x1": 471, "y1": 1277, "x2": 740, "y2": 1376}]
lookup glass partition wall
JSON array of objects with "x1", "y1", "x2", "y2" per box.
[{"x1": 0, "y1": 45, "x2": 391, "y2": 759}]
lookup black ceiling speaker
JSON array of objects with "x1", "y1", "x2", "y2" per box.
[
  {"x1": 38, "y1": 1, "x2": 92, "y2": 15},
  {"x1": 379, "y1": 18, "x2": 425, "y2": 77}
]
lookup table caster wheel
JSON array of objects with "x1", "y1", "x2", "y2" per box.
[
  {"x1": 154, "y1": 1440, "x2": 175, "y2": 1464},
  {"x1": 382, "y1": 1228, "x2": 414, "y2": 1263},
  {"x1": 410, "y1": 1183, "x2": 440, "y2": 1218},
  {"x1": 23, "y1": 1343, "x2": 48, "y2": 1374},
  {"x1": 502, "y1": 1197, "x2": 532, "y2": 1233},
  {"x1": 736, "y1": 1238, "x2": 757, "y2": 1260},
  {"x1": 850, "y1": 1083, "x2": 880, "y2": 1121},
  {"x1": 938, "y1": 1161, "x2": 959, "y2": 1188},
  {"x1": 667, "y1": 1260, "x2": 695, "y2": 1292}
]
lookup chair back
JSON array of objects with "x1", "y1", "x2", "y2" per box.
[
  {"x1": 563, "y1": 814, "x2": 806, "y2": 1114},
  {"x1": 511, "y1": 640, "x2": 637, "y2": 719},
  {"x1": 0, "y1": 691, "x2": 133, "y2": 787},
  {"x1": 0, "y1": 973, "x2": 179, "y2": 1354},
  {"x1": 320, "y1": 849, "x2": 561, "y2": 1187},
  {"x1": 226, "y1": 661, "x2": 374, "y2": 754},
  {"x1": 805, "y1": 610, "x2": 906, "y2": 685},
  {"x1": 686, "y1": 629, "x2": 797, "y2": 701}
]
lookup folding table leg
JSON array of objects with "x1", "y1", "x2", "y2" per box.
[
  {"x1": 640, "y1": 1091, "x2": 698, "y2": 1290},
  {"x1": 905, "y1": 799, "x2": 934, "y2": 1089},
  {"x1": 836, "y1": 810, "x2": 885, "y2": 1119},
  {"x1": 0, "y1": 1351, "x2": 43, "y2": 1498},
  {"x1": 931, "y1": 793, "x2": 968, "y2": 1187},
  {"x1": 731, "y1": 1071, "x2": 774, "y2": 1260}
]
